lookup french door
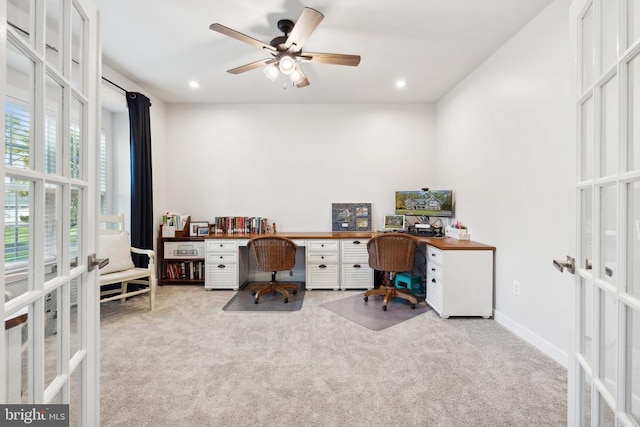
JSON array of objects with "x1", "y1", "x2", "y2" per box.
[
  {"x1": 570, "y1": 0, "x2": 640, "y2": 425},
  {"x1": 1, "y1": 0, "x2": 100, "y2": 425}
]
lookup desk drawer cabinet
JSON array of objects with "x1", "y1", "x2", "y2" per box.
[
  {"x1": 306, "y1": 240, "x2": 339, "y2": 290},
  {"x1": 340, "y1": 239, "x2": 373, "y2": 290},
  {"x1": 205, "y1": 240, "x2": 240, "y2": 290},
  {"x1": 426, "y1": 245, "x2": 493, "y2": 318}
]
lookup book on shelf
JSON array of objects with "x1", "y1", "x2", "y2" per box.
[
  {"x1": 164, "y1": 260, "x2": 204, "y2": 280},
  {"x1": 213, "y1": 216, "x2": 271, "y2": 235}
]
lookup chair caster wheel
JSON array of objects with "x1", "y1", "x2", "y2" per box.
[
  {"x1": 251, "y1": 290, "x2": 256, "y2": 296},
  {"x1": 410, "y1": 303, "x2": 416, "y2": 309},
  {"x1": 293, "y1": 289, "x2": 297, "y2": 295},
  {"x1": 382, "y1": 305, "x2": 387, "y2": 311},
  {"x1": 364, "y1": 296, "x2": 368, "y2": 302},
  {"x1": 254, "y1": 299, "x2": 259, "y2": 304},
  {"x1": 284, "y1": 298, "x2": 288, "y2": 303}
]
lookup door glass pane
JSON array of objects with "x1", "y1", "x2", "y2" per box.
[
  {"x1": 4, "y1": 305, "x2": 28, "y2": 403},
  {"x1": 599, "y1": 392, "x2": 616, "y2": 425},
  {"x1": 6, "y1": 42, "x2": 34, "y2": 170},
  {"x1": 602, "y1": 0, "x2": 617, "y2": 71},
  {"x1": 601, "y1": 75, "x2": 619, "y2": 177},
  {"x1": 628, "y1": 307, "x2": 640, "y2": 424},
  {"x1": 582, "y1": 97, "x2": 595, "y2": 180},
  {"x1": 45, "y1": 74, "x2": 63, "y2": 175},
  {"x1": 630, "y1": 181, "x2": 640, "y2": 298},
  {"x1": 581, "y1": 278, "x2": 594, "y2": 364},
  {"x1": 582, "y1": 187, "x2": 594, "y2": 270},
  {"x1": 70, "y1": 97, "x2": 83, "y2": 179},
  {"x1": 4, "y1": 178, "x2": 32, "y2": 298},
  {"x1": 70, "y1": 186, "x2": 82, "y2": 264},
  {"x1": 70, "y1": 278, "x2": 81, "y2": 356},
  {"x1": 45, "y1": 183, "x2": 62, "y2": 278},
  {"x1": 630, "y1": 0, "x2": 640, "y2": 48},
  {"x1": 600, "y1": 185, "x2": 617, "y2": 286},
  {"x1": 582, "y1": 4, "x2": 594, "y2": 91},
  {"x1": 581, "y1": 366, "x2": 593, "y2": 426},
  {"x1": 44, "y1": 288, "x2": 59, "y2": 388},
  {"x1": 629, "y1": 51, "x2": 640, "y2": 172},
  {"x1": 45, "y1": 0, "x2": 62, "y2": 70},
  {"x1": 7, "y1": 0, "x2": 32, "y2": 45},
  {"x1": 70, "y1": 366, "x2": 80, "y2": 425},
  {"x1": 600, "y1": 290, "x2": 617, "y2": 399},
  {"x1": 71, "y1": 5, "x2": 85, "y2": 90}
]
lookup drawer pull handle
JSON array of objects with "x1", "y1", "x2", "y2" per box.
[
  {"x1": 319, "y1": 264, "x2": 327, "y2": 269},
  {"x1": 353, "y1": 240, "x2": 361, "y2": 244},
  {"x1": 219, "y1": 244, "x2": 223, "y2": 247},
  {"x1": 431, "y1": 268, "x2": 436, "y2": 271},
  {"x1": 219, "y1": 256, "x2": 223, "y2": 259},
  {"x1": 321, "y1": 244, "x2": 325, "y2": 247},
  {"x1": 217, "y1": 264, "x2": 226, "y2": 269},
  {"x1": 353, "y1": 264, "x2": 361, "y2": 268},
  {"x1": 431, "y1": 278, "x2": 436, "y2": 283},
  {"x1": 321, "y1": 256, "x2": 325, "y2": 259},
  {"x1": 431, "y1": 253, "x2": 436, "y2": 257}
]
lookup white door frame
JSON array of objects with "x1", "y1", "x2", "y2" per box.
[
  {"x1": 1, "y1": 0, "x2": 101, "y2": 424},
  {"x1": 568, "y1": 0, "x2": 640, "y2": 425}
]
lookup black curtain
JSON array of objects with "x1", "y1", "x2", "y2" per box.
[{"x1": 126, "y1": 92, "x2": 154, "y2": 268}]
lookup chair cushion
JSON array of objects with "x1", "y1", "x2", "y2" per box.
[{"x1": 99, "y1": 232, "x2": 135, "y2": 274}]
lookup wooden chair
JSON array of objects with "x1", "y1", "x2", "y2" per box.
[
  {"x1": 98, "y1": 214, "x2": 156, "y2": 310},
  {"x1": 247, "y1": 236, "x2": 298, "y2": 304},
  {"x1": 364, "y1": 233, "x2": 419, "y2": 311}
]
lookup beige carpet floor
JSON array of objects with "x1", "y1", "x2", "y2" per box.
[{"x1": 100, "y1": 285, "x2": 567, "y2": 426}]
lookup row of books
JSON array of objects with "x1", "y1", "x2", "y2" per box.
[
  {"x1": 212, "y1": 216, "x2": 273, "y2": 234},
  {"x1": 164, "y1": 260, "x2": 204, "y2": 280}
]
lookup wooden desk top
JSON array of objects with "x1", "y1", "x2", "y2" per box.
[{"x1": 176, "y1": 231, "x2": 495, "y2": 251}]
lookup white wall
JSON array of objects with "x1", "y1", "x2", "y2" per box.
[
  {"x1": 435, "y1": 0, "x2": 573, "y2": 365},
  {"x1": 165, "y1": 104, "x2": 436, "y2": 231}
]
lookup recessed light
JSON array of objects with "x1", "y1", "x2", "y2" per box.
[
  {"x1": 396, "y1": 80, "x2": 407, "y2": 88},
  {"x1": 188, "y1": 80, "x2": 200, "y2": 89}
]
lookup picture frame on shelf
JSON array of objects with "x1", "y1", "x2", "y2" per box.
[
  {"x1": 197, "y1": 226, "x2": 209, "y2": 237},
  {"x1": 190, "y1": 221, "x2": 209, "y2": 237}
]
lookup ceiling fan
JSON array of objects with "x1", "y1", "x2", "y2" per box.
[{"x1": 209, "y1": 7, "x2": 361, "y2": 88}]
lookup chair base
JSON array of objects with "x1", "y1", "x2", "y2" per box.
[
  {"x1": 249, "y1": 281, "x2": 298, "y2": 303},
  {"x1": 363, "y1": 285, "x2": 417, "y2": 311}
]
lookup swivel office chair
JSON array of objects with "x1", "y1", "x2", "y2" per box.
[
  {"x1": 247, "y1": 236, "x2": 298, "y2": 304},
  {"x1": 364, "y1": 233, "x2": 419, "y2": 311}
]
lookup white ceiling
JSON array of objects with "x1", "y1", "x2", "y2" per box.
[{"x1": 95, "y1": 0, "x2": 553, "y2": 104}]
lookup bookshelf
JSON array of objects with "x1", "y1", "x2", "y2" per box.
[{"x1": 157, "y1": 225, "x2": 206, "y2": 286}]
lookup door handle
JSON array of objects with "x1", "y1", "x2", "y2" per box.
[
  {"x1": 552, "y1": 256, "x2": 575, "y2": 274},
  {"x1": 88, "y1": 253, "x2": 109, "y2": 271},
  {"x1": 585, "y1": 259, "x2": 613, "y2": 276}
]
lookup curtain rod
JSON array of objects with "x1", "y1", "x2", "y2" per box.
[{"x1": 102, "y1": 77, "x2": 128, "y2": 93}]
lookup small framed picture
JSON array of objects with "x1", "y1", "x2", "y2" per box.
[
  {"x1": 197, "y1": 226, "x2": 209, "y2": 237},
  {"x1": 190, "y1": 221, "x2": 209, "y2": 237}
]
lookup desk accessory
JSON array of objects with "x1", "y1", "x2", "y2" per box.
[{"x1": 445, "y1": 225, "x2": 470, "y2": 240}]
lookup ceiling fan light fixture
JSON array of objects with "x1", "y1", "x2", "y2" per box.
[
  {"x1": 291, "y1": 68, "x2": 305, "y2": 85},
  {"x1": 278, "y1": 54, "x2": 296, "y2": 75},
  {"x1": 263, "y1": 63, "x2": 279, "y2": 82}
]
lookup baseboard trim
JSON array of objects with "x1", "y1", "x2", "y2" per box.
[{"x1": 494, "y1": 310, "x2": 568, "y2": 368}]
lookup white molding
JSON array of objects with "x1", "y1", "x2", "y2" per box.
[{"x1": 494, "y1": 310, "x2": 569, "y2": 368}]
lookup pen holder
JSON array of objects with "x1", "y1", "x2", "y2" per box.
[{"x1": 445, "y1": 226, "x2": 470, "y2": 240}]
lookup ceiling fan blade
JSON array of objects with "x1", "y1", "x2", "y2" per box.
[
  {"x1": 298, "y1": 52, "x2": 361, "y2": 67},
  {"x1": 227, "y1": 58, "x2": 273, "y2": 74},
  {"x1": 284, "y1": 7, "x2": 324, "y2": 52},
  {"x1": 210, "y1": 23, "x2": 276, "y2": 53}
]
